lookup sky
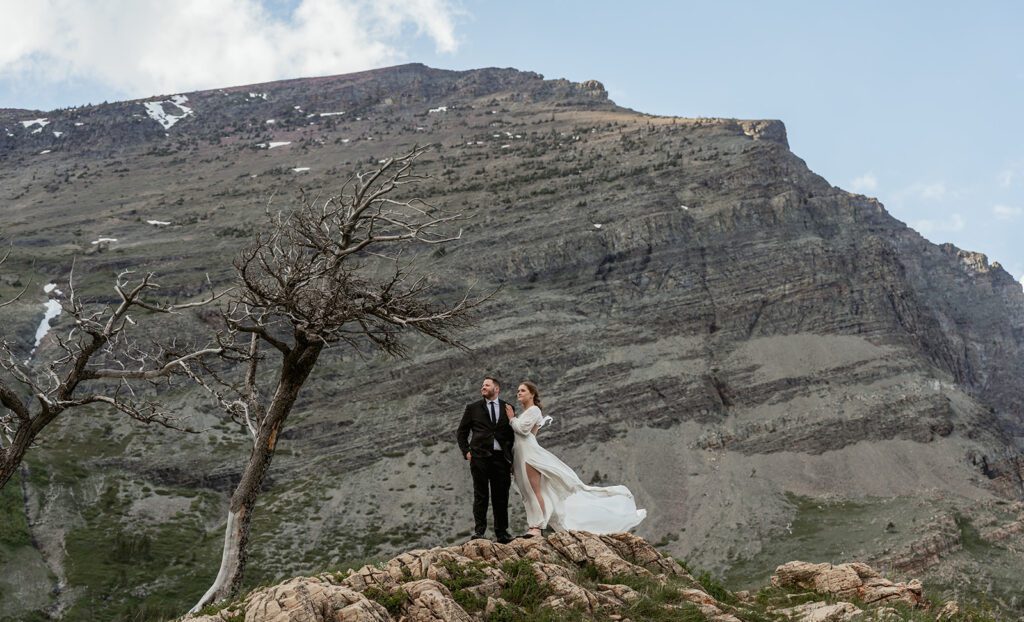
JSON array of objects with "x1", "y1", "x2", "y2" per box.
[{"x1": 1, "y1": 0, "x2": 1021, "y2": 283}]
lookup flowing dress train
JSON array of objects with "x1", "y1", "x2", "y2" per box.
[{"x1": 510, "y1": 405, "x2": 646, "y2": 533}]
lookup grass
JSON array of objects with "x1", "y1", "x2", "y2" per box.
[
  {"x1": 0, "y1": 472, "x2": 32, "y2": 550},
  {"x1": 60, "y1": 478, "x2": 225, "y2": 622},
  {"x1": 364, "y1": 586, "x2": 410, "y2": 615},
  {"x1": 723, "y1": 494, "x2": 937, "y2": 590},
  {"x1": 500, "y1": 558, "x2": 552, "y2": 610},
  {"x1": 749, "y1": 584, "x2": 1004, "y2": 622}
]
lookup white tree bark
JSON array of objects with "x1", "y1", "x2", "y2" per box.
[{"x1": 190, "y1": 508, "x2": 242, "y2": 613}]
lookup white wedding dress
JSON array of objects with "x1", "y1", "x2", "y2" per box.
[{"x1": 510, "y1": 405, "x2": 646, "y2": 533}]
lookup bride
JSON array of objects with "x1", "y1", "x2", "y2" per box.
[{"x1": 504, "y1": 381, "x2": 646, "y2": 537}]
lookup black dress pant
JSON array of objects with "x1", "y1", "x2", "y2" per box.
[{"x1": 470, "y1": 453, "x2": 511, "y2": 536}]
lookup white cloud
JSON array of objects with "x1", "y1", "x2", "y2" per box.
[
  {"x1": 913, "y1": 213, "x2": 965, "y2": 235},
  {"x1": 916, "y1": 182, "x2": 947, "y2": 201},
  {"x1": 993, "y1": 204, "x2": 1023, "y2": 220},
  {"x1": 0, "y1": 0, "x2": 460, "y2": 101},
  {"x1": 997, "y1": 159, "x2": 1024, "y2": 188},
  {"x1": 849, "y1": 172, "x2": 878, "y2": 193}
]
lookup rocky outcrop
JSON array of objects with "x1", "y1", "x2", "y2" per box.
[
  {"x1": 186, "y1": 531, "x2": 740, "y2": 622},
  {"x1": 185, "y1": 533, "x2": 953, "y2": 622},
  {"x1": 772, "y1": 561, "x2": 925, "y2": 608}
]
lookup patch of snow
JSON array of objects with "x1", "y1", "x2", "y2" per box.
[
  {"x1": 144, "y1": 95, "x2": 194, "y2": 130},
  {"x1": 292, "y1": 167, "x2": 310, "y2": 173},
  {"x1": 53, "y1": 131, "x2": 63, "y2": 138},
  {"x1": 680, "y1": 205, "x2": 689, "y2": 210},
  {"x1": 378, "y1": 159, "x2": 388, "y2": 164},
  {"x1": 21, "y1": 118, "x2": 49, "y2": 129},
  {"x1": 32, "y1": 299, "x2": 62, "y2": 351},
  {"x1": 74, "y1": 122, "x2": 84, "y2": 126},
  {"x1": 501, "y1": 144, "x2": 511, "y2": 149},
  {"x1": 39, "y1": 150, "x2": 51, "y2": 154},
  {"x1": 91, "y1": 237, "x2": 118, "y2": 245},
  {"x1": 493, "y1": 134, "x2": 501, "y2": 138},
  {"x1": 266, "y1": 119, "x2": 276, "y2": 124},
  {"x1": 43, "y1": 283, "x2": 63, "y2": 295},
  {"x1": 257, "y1": 141, "x2": 291, "y2": 149},
  {"x1": 428, "y1": 106, "x2": 448, "y2": 113},
  {"x1": 293, "y1": 105, "x2": 302, "y2": 110},
  {"x1": 341, "y1": 138, "x2": 350, "y2": 143},
  {"x1": 146, "y1": 220, "x2": 171, "y2": 226},
  {"x1": 248, "y1": 92, "x2": 267, "y2": 100},
  {"x1": 355, "y1": 116, "x2": 362, "y2": 121},
  {"x1": 415, "y1": 126, "x2": 426, "y2": 131},
  {"x1": 593, "y1": 224, "x2": 603, "y2": 229},
  {"x1": 491, "y1": 110, "x2": 498, "y2": 114},
  {"x1": 32, "y1": 128, "x2": 42, "y2": 134},
  {"x1": 306, "y1": 113, "x2": 316, "y2": 118},
  {"x1": 319, "y1": 111, "x2": 344, "y2": 117}
]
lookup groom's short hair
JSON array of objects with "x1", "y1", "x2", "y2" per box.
[{"x1": 484, "y1": 375, "x2": 500, "y2": 389}]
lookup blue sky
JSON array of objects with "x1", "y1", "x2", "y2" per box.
[{"x1": 2, "y1": 0, "x2": 1021, "y2": 282}]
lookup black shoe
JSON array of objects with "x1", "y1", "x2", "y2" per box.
[
  {"x1": 496, "y1": 533, "x2": 513, "y2": 544},
  {"x1": 469, "y1": 532, "x2": 486, "y2": 541}
]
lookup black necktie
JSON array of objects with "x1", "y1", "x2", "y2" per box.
[{"x1": 489, "y1": 402, "x2": 497, "y2": 425}]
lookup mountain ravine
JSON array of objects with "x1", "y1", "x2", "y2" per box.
[{"x1": 1, "y1": 63, "x2": 1023, "y2": 619}]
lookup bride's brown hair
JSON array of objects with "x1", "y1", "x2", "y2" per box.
[{"x1": 520, "y1": 380, "x2": 542, "y2": 408}]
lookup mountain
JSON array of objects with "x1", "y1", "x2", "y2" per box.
[{"x1": 1, "y1": 63, "x2": 1022, "y2": 620}]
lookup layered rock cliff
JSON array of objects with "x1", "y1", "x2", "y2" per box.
[{"x1": 1, "y1": 63, "x2": 1022, "y2": 619}]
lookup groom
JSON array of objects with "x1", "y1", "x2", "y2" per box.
[{"x1": 456, "y1": 376, "x2": 515, "y2": 543}]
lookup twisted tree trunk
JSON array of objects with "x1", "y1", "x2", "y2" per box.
[{"x1": 192, "y1": 342, "x2": 322, "y2": 611}]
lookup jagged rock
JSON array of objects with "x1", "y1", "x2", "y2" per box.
[
  {"x1": 179, "y1": 533, "x2": 967, "y2": 622},
  {"x1": 483, "y1": 595, "x2": 518, "y2": 618},
  {"x1": 776, "y1": 600, "x2": 863, "y2": 622},
  {"x1": 772, "y1": 561, "x2": 924, "y2": 607},
  {"x1": 182, "y1": 531, "x2": 716, "y2": 622},
  {"x1": 547, "y1": 531, "x2": 654, "y2": 579},
  {"x1": 869, "y1": 607, "x2": 904, "y2": 621},
  {"x1": 542, "y1": 574, "x2": 625, "y2": 612},
  {"x1": 935, "y1": 601, "x2": 960, "y2": 620},
  {"x1": 596, "y1": 582, "x2": 642, "y2": 603},
  {"x1": 400, "y1": 579, "x2": 473, "y2": 622},
  {"x1": 600, "y1": 532, "x2": 690, "y2": 577},
  {"x1": 197, "y1": 576, "x2": 389, "y2": 622},
  {"x1": 341, "y1": 564, "x2": 399, "y2": 593}
]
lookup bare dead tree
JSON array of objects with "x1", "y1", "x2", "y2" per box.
[
  {"x1": 191, "y1": 145, "x2": 483, "y2": 611},
  {"x1": 0, "y1": 245, "x2": 29, "y2": 311},
  {"x1": 0, "y1": 267, "x2": 229, "y2": 489}
]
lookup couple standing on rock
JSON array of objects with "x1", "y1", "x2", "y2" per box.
[{"x1": 456, "y1": 376, "x2": 646, "y2": 543}]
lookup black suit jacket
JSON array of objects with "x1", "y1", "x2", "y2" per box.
[{"x1": 457, "y1": 398, "x2": 515, "y2": 463}]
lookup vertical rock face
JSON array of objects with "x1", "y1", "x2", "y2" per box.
[{"x1": 1, "y1": 63, "x2": 1023, "y2": 617}]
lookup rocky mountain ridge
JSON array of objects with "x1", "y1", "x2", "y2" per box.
[{"x1": 1, "y1": 63, "x2": 1023, "y2": 620}]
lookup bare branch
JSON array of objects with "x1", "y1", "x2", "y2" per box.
[{"x1": 86, "y1": 347, "x2": 225, "y2": 380}]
